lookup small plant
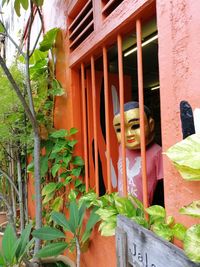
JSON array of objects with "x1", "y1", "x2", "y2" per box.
[
  {"x1": 0, "y1": 223, "x2": 34, "y2": 267},
  {"x1": 32, "y1": 199, "x2": 100, "y2": 267}
]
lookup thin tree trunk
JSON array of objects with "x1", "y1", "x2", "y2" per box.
[
  {"x1": 33, "y1": 131, "x2": 42, "y2": 254},
  {"x1": 17, "y1": 155, "x2": 25, "y2": 232},
  {"x1": 10, "y1": 145, "x2": 17, "y2": 223},
  {"x1": 75, "y1": 237, "x2": 81, "y2": 267}
]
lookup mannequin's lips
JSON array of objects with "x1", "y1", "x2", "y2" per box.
[{"x1": 127, "y1": 139, "x2": 135, "y2": 143}]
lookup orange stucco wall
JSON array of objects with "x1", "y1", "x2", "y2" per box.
[
  {"x1": 34, "y1": 0, "x2": 200, "y2": 266},
  {"x1": 157, "y1": 0, "x2": 200, "y2": 227}
]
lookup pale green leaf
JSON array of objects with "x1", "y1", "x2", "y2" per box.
[
  {"x1": 146, "y1": 205, "x2": 166, "y2": 218},
  {"x1": 52, "y1": 197, "x2": 63, "y2": 212},
  {"x1": 50, "y1": 129, "x2": 68, "y2": 138},
  {"x1": 2, "y1": 224, "x2": 17, "y2": 263},
  {"x1": 39, "y1": 28, "x2": 59, "y2": 52},
  {"x1": 179, "y1": 201, "x2": 200, "y2": 218},
  {"x1": 184, "y1": 224, "x2": 200, "y2": 263},
  {"x1": 42, "y1": 182, "x2": 57, "y2": 196},
  {"x1": 165, "y1": 134, "x2": 200, "y2": 181},
  {"x1": 172, "y1": 223, "x2": 187, "y2": 241},
  {"x1": 69, "y1": 128, "x2": 78, "y2": 135},
  {"x1": 51, "y1": 163, "x2": 61, "y2": 177}
]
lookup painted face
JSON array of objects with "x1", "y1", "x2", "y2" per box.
[{"x1": 113, "y1": 108, "x2": 154, "y2": 150}]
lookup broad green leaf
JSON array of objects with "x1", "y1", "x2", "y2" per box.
[
  {"x1": 32, "y1": 227, "x2": 65, "y2": 240},
  {"x1": 74, "y1": 179, "x2": 83, "y2": 187},
  {"x1": 172, "y1": 223, "x2": 187, "y2": 241},
  {"x1": 20, "y1": 0, "x2": 29, "y2": 10},
  {"x1": 68, "y1": 189, "x2": 78, "y2": 201},
  {"x1": 165, "y1": 134, "x2": 200, "y2": 181},
  {"x1": 39, "y1": 28, "x2": 59, "y2": 52},
  {"x1": 63, "y1": 176, "x2": 72, "y2": 185},
  {"x1": 184, "y1": 224, "x2": 200, "y2": 263},
  {"x1": 115, "y1": 197, "x2": 136, "y2": 217},
  {"x1": 51, "y1": 211, "x2": 70, "y2": 231},
  {"x1": 36, "y1": 242, "x2": 68, "y2": 258},
  {"x1": 16, "y1": 223, "x2": 32, "y2": 260},
  {"x1": 146, "y1": 205, "x2": 166, "y2": 218},
  {"x1": 52, "y1": 197, "x2": 63, "y2": 212},
  {"x1": 2, "y1": 224, "x2": 17, "y2": 263},
  {"x1": 29, "y1": 49, "x2": 48, "y2": 64},
  {"x1": 71, "y1": 167, "x2": 82, "y2": 177},
  {"x1": 50, "y1": 129, "x2": 68, "y2": 138},
  {"x1": 69, "y1": 128, "x2": 78, "y2": 135},
  {"x1": 151, "y1": 223, "x2": 173, "y2": 241},
  {"x1": 69, "y1": 201, "x2": 79, "y2": 234},
  {"x1": 52, "y1": 163, "x2": 61, "y2": 177},
  {"x1": 14, "y1": 0, "x2": 21, "y2": 16},
  {"x1": 72, "y1": 156, "x2": 84, "y2": 166},
  {"x1": 128, "y1": 195, "x2": 144, "y2": 211},
  {"x1": 179, "y1": 201, "x2": 200, "y2": 218},
  {"x1": 42, "y1": 182, "x2": 57, "y2": 196}
]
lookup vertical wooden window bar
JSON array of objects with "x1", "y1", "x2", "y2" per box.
[{"x1": 80, "y1": 19, "x2": 149, "y2": 207}]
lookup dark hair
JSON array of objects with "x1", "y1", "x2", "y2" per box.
[{"x1": 115, "y1": 101, "x2": 152, "y2": 119}]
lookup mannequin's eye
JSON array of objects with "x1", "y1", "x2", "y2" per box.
[
  {"x1": 116, "y1": 128, "x2": 121, "y2": 133},
  {"x1": 131, "y1": 124, "x2": 139, "y2": 130}
]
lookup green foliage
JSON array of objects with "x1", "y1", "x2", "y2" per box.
[
  {"x1": 165, "y1": 134, "x2": 200, "y2": 181},
  {"x1": 32, "y1": 199, "x2": 100, "y2": 262},
  {"x1": 184, "y1": 224, "x2": 200, "y2": 263},
  {"x1": 39, "y1": 28, "x2": 59, "y2": 52},
  {"x1": 0, "y1": 223, "x2": 34, "y2": 266}
]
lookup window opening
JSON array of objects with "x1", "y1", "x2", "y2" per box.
[{"x1": 79, "y1": 16, "x2": 164, "y2": 206}]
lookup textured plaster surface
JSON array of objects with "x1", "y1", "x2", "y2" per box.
[{"x1": 157, "y1": 0, "x2": 200, "y2": 227}]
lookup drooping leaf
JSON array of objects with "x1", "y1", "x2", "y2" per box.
[
  {"x1": 165, "y1": 134, "x2": 200, "y2": 181},
  {"x1": 85, "y1": 208, "x2": 100, "y2": 233},
  {"x1": 68, "y1": 140, "x2": 77, "y2": 148},
  {"x1": 131, "y1": 216, "x2": 148, "y2": 229},
  {"x1": 29, "y1": 49, "x2": 48, "y2": 65},
  {"x1": 166, "y1": 216, "x2": 174, "y2": 226},
  {"x1": 95, "y1": 207, "x2": 117, "y2": 222},
  {"x1": 98, "y1": 220, "x2": 116, "y2": 236},
  {"x1": 42, "y1": 182, "x2": 57, "y2": 196},
  {"x1": 184, "y1": 224, "x2": 200, "y2": 263},
  {"x1": 39, "y1": 28, "x2": 59, "y2": 52},
  {"x1": 179, "y1": 201, "x2": 200, "y2": 218},
  {"x1": 51, "y1": 163, "x2": 61, "y2": 177},
  {"x1": 172, "y1": 223, "x2": 187, "y2": 241},
  {"x1": 14, "y1": 0, "x2": 21, "y2": 16},
  {"x1": 36, "y1": 242, "x2": 68, "y2": 258},
  {"x1": 32, "y1": 0, "x2": 44, "y2": 6},
  {"x1": 43, "y1": 191, "x2": 54, "y2": 204},
  {"x1": 52, "y1": 197, "x2": 63, "y2": 212},
  {"x1": 32, "y1": 227, "x2": 66, "y2": 240}
]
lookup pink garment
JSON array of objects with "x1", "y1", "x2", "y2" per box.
[{"x1": 118, "y1": 143, "x2": 163, "y2": 204}]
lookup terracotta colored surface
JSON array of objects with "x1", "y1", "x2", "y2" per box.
[{"x1": 157, "y1": 0, "x2": 200, "y2": 226}]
